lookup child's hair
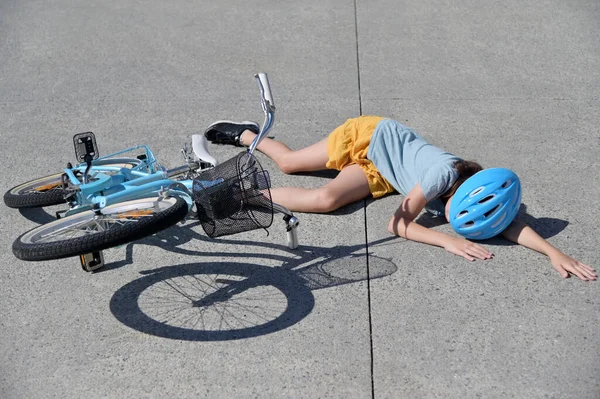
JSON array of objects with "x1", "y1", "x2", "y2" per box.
[{"x1": 440, "y1": 160, "x2": 484, "y2": 203}]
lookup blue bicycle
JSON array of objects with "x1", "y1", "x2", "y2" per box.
[{"x1": 5, "y1": 73, "x2": 299, "y2": 271}]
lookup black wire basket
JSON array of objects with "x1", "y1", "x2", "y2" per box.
[{"x1": 193, "y1": 151, "x2": 274, "y2": 238}]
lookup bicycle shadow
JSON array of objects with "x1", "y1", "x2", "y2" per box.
[
  {"x1": 109, "y1": 236, "x2": 398, "y2": 341},
  {"x1": 110, "y1": 261, "x2": 316, "y2": 341},
  {"x1": 18, "y1": 207, "x2": 58, "y2": 224},
  {"x1": 98, "y1": 198, "x2": 371, "y2": 272}
]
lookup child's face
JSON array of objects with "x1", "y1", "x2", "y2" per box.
[{"x1": 445, "y1": 196, "x2": 452, "y2": 222}]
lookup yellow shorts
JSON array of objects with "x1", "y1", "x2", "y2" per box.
[{"x1": 326, "y1": 116, "x2": 396, "y2": 198}]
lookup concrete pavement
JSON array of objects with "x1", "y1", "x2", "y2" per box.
[{"x1": 1, "y1": 0, "x2": 598, "y2": 397}]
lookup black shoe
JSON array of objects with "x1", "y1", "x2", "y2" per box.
[{"x1": 204, "y1": 120, "x2": 260, "y2": 146}]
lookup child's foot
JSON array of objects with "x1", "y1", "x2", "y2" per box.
[{"x1": 204, "y1": 120, "x2": 260, "y2": 147}]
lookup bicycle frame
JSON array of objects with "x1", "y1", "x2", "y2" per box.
[
  {"x1": 63, "y1": 73, "x2": 280, "y2": 220},
  {"x1": 61, "y1": 144, "x2": 197, "y2": 217}
]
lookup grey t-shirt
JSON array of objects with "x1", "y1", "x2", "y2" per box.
[{"x1": 367, "y1": 119, "x2": 460, "y2": 216}]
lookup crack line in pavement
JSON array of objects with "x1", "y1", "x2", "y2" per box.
[
  {"x1": 364, "y1": 199, "x2": 375, "y2": 399},
  {"x1": 353, "y1": 0, "x2": 363, "y2": 116},
  {"x1": 354, "y1": 2, "x2": 374, "y2": 396}
]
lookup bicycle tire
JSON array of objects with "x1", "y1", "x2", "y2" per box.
[
  {"x1": 4, "y1": 173, "x2": 66, "y2": 208},
  {"x1": 4, "y1": 160, "x2": 141, "y2": 209},
  {"x1": 13, "y1": 196, "x2": 188, "y2": 261}
]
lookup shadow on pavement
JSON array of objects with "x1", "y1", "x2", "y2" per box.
[
  {"x1": 18, "y1": 207, "x2": 57, "y2": 224},
  {"x1": 414, "y1": 203, "x2": 569, "y2": 241},
  {"x1": 110, "y1": 261, "x2": 316, "y2": 341},
  {"x1": 485, "y1": 203, "x2": 569, "y2": 246},
  {"x1": 108, "y1": 231, "x2": 398, "y2": 341},
  {"x1": 514, "y1": 204, "x2": 569, "y2": 239},
  {"x1": 16, "y1": 200, "x2": 567, "y2": 342}
]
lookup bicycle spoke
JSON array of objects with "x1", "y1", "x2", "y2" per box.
[
  {"x1": 29, "y1": 185, "x2": 61, "y2": 194},
  {"x1": 33, "y1": 213, "x2": 149, "y2": 243}
]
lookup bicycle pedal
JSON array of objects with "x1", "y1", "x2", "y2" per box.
[{"x1": 80, "y1": 251, "x2": 105, "y2": 272}]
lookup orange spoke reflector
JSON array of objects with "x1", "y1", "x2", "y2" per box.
[
  {"x1": 116, "y1": 209, "x2": 153, "y2": 219},
  {"x1": 35, "y1": 182, "x2": 61, "y2": 192}
]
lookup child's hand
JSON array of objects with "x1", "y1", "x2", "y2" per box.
[
  {"x1": 549, "y1": 252, "x2": 597, "y2": 281},
  {"x1": 443, "y1": 237, "x2": 494, "y2": 261}
]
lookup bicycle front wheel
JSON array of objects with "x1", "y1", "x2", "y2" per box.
[{"x1": 13, "y1": 196, "x2": 188, "y2": 261}]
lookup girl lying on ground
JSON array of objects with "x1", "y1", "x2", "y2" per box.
[{"x1": 204, "y1": 116, "x2": 596, "y2": 281}]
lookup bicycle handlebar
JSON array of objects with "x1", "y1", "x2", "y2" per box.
[
  {"x1": 255, "y1": 72, "x2": 274, "y2": 109},
  {"x1": 247, "y1": 73, "x2": 276, "y2": 156}
]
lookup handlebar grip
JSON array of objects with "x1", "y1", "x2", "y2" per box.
[
  {"x1": 247, "y1": 72, "x2": 276, "y2": 158},
  {"x1": 255, "y1": 73, "x2": 275, "y2": 107}
]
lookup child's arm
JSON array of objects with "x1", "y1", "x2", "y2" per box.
[
  {"x1": 501, "y1": 219, "x2": 597, "y2": 281},
  {"x1": 388, "y1": 184, "x2": 493, "y2": 261}
]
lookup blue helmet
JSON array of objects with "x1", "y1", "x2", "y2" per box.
[{"x1": 449, "y1": 168, "x2": 521, "y2": 240}]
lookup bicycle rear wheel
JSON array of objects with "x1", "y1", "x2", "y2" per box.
[
  {"x1": 4, "y1": 173, "x2": 66, "y2": 208},
  {"x1": 13, "y1": 196, "x2": 188, "y2": 261},
  {"x1": 4, "y1": 160, "x2": 142, "y2": 209}
]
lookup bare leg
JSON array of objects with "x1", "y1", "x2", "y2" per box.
[
  {"x1": 239, "y1": 130, "x2": 329, "y2": 174},
  {"x1": 269, "y1": 164, "x2": 371, "y2": 213}
]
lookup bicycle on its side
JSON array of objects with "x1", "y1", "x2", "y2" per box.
[{"x1": 4, "y1": 73, "x2": 299, "y2": 272}]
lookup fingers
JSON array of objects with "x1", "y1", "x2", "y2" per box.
[
  {"x1": 573, "y1": 261, "x2": 597, "y2": 280},
  {"x1": 458, "y1": 249, "x2": 493, "y2": 262},
  {"x1": 448, "y1": 240, "x2": 493, "y2": 261},
  {"x1": 557, "y1": 268, "x2": 569, "y2": 279},
  {"x1": 578, "y1": 262, "x2": 597, "y2": 276},
  {"x1": 556, "y1": 261, "x2": 598, "y2": 281},
  {"x1": 572, "y1": 268, "x2": 590, "y2": 281},
  {"x1": 464, "y1": 242, "x2": 493, "y2": 260},
  {"x1": 459, "y1": 251, "x2": 475, "y2": 262}
]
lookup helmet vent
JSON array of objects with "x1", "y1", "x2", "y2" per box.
[
  {"x1": 511, "y1": 190, "x2": 520, "y2": 205},
  {"x1": 491, "y1": 212, "x2": 507, "y2": 228},
  {"x1": 470, "y1": 187, "x2": 485, "y2": 197},
  {"x1": 483, "y1": 204, "x2": 501, "y2": 218},
  {"x1": 501, "y1": 180, "x2": 512, "y2": 189},
  {"x1": 478, "y1": 195, "x2": 495, "y2": 204},
  {"x1": 458, "y1": 210, "x2": 469, "y2": 217},
  {"x1": 462, "y1": 221, "x2": 475, "y2": 227}
]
